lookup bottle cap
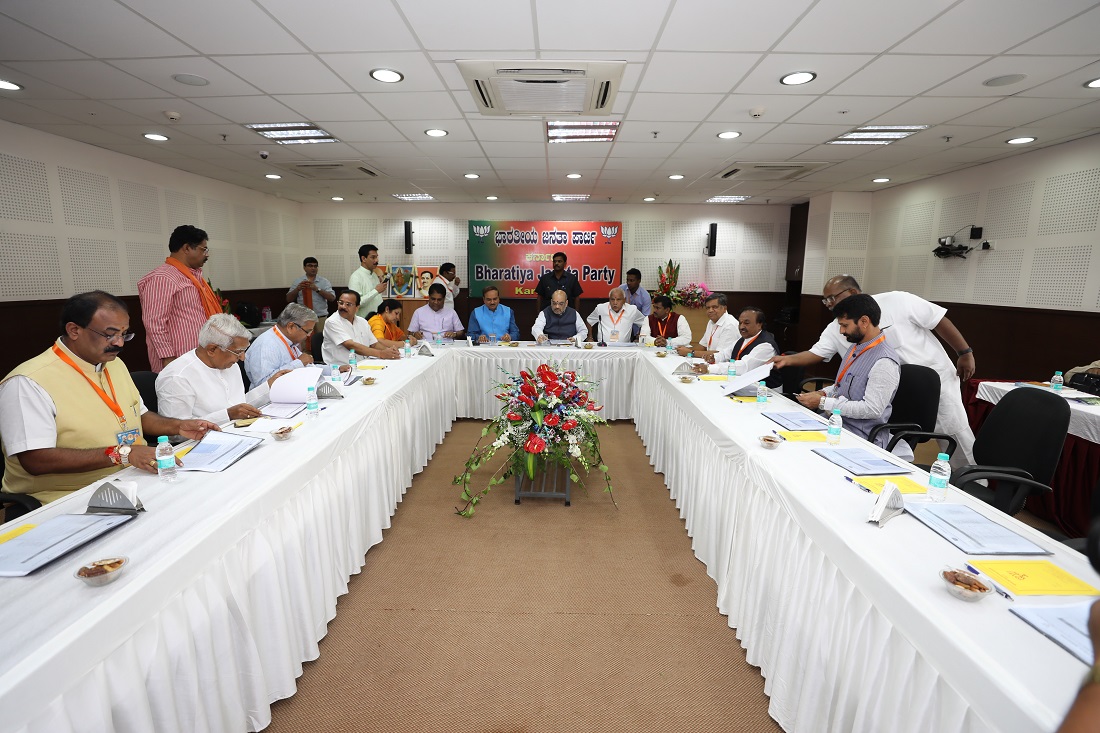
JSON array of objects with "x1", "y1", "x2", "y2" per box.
[
  {"x1": 157, "y1": 435, "x2": 169, "y2": 443},
  {"x1": 832, "y1": 408, "x2": 841, "y2": 415},
  {"x1": 937, "y1": 453, "x2": 949, "y2": 460},
  {"x1": 1055, "y1": 371, "x2": 1063, "y2": 375},
  {"x1": 758, "y1": 381, "x2": 765, "y2": 385}
]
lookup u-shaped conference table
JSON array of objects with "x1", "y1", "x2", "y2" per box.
[{"x1": 0, "y1": 343, "x2": 1093, "y2": 733}]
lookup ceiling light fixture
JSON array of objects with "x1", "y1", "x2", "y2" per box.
[
  {"x1": 780, "y1": 71, "x2": 816, "y2": 86},
  {"x1": 245, "y1": 122, "x2": 337, "y2": 145},
  {"x1": 370, "y1": 68, "x2": 404, "y2": 84},
  {"x1": 872, "y1": 177, "x2": 890, "y2": 183},
  {"x1": 546, "y1": 120, "x2": 620, "y2": 143},
  {"x1": 143, "y1": 133, "x2": 169, "y2": 141},
  {"x1": 566, "y1": 173, "x2": 582, "y2": 179},
  {"x1": 464, "y1": 173, "x2": 480, "y2": 179},
  {"x1": 424, "y1": 128, "x2": 448, "y2": 137},
  {"x1": 486, "y1": 196, "x2": 498, "y2": 201},
  {"x1": 265, "y1": 174, "x2": 281, "y2": 180},
  {"x1": 1084, "y1": 77, "x2": 1100, "y2": 89},
  {"x1": 706, "y1": 195, "x2": 751, "y2": 203},
  {"x1": 393, "y1": 193, "x2": 434, "y2": 201},
  {"x1": 552, "y1": 194, "x2": 589, "y2": 202},
  {"x1": 982, "y1": 74, "x2": 1027, "y2": 87},
  {"x1": 331, "y1": 197, "x2": 344, "y2": 201},
  {"x1": 0, "y1": 79, "x2": 24, "y2": 91},
  {"x1": 171, "y1": 73, "x2": 209, "y2": 87},
  {"x1": 643, "y1": 197, "x2": 656, "y2": 202},
  {"x1": 716, "y1": 131, "x2": 741, "y2": 139},
  {"x1": 668, "y1": 174, "x2": 684, "y2": 180},
  {"x1": 1006, "y1": 136, "x2": 1036, "y2": 144},
  {"x1": 827, "y1": 124, "x2": 929, "y2": 146}
]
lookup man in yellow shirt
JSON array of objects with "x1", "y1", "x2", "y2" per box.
[{"x1": 368, "y1": 299, "x2": 418, "y2": 348}]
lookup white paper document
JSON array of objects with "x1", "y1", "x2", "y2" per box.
[
  {"x1": 228, "y1": 417, "x2": 296, "y2": 434},
  {"x1": 1011, "y1": 603, "x2": 1095, "y2": 665},
  {"x1": 177, "y1": 430, "x2": 264, "y2": 473},
  {"x1": 0, "y1": 514, "x2": 134, "y2": 576},
  {"x1": 811, "y1": 447, "x2": 912, "y2": 475},
  {"x1": 763, "y1": 411, "x2": 828, "y2": 431},
  {"x1": 905, "y1": 503, "x2": 1050, "y2": 555},
  {"x1": 720, "y1": 362, "x2": 773, "y2": 394},
  {"x1": 260, "y1": 402, "x2": 305, "y2": 419},
  {"x1": 268, "y1": 365, "x2": 323, "y2": 403}
]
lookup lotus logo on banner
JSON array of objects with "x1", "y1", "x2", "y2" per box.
[
  {"x1": 600, "y1": 225, "x2": 618, "y2": 245},
  {"x1": 472, "y1": 224, "x2": 491, "y2": 242}
]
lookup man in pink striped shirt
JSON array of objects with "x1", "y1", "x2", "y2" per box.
[{"x1": 137, "y1": 225, "x2": 220, "y2": 373}]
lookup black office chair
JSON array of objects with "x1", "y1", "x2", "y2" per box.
[
  {"x1": 898, "y1": 387, "x2": 1070, "y2": 516},
  {"x1": 312, "y1": 326, "x2": 325, "y2": 363},
  {"x1": 238, "y1": 360, "x2": 251, "y2": 392},
  {"x1": 776, "y1": 351, "x2": 805, "y2": 394},
  {"x1": 868, "y1": 364, "x2": 953, "y2": 457},
  {"x1": 799, "y1": 376, "x2": 835, "y2": 391},
  {"x1": 0, "y1": 452, "x2": 41, "y2": 524},
  {"x1": 131, "y1": 370, "x2": 158, "y2": 415}
]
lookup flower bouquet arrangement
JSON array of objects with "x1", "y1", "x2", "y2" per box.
[
  {"x1": 677, "y1": 281, "x2": 713, "y2": 310},
  {"x1": 654, "y1": 259, "x2": 682, "y2": 305},
  {"x1": 454, "y1": 363, "x2": 613, "y2": 517}
]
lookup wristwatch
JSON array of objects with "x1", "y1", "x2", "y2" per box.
[{"x1": 118, "y1": 445, "x2": 131, "y2": 467}]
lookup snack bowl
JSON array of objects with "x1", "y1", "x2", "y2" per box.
[
  {"x1": 940, "y1": 567, "x2": 994, "y2": 602},
  {"x1": 678, "y1": 375, "x2": 696, "y2": 384},
  {"x1": 270, "y1": 426, "x2": 293, "y2": 441},
  {"x1": 759, "y1": 435, "x2": 782, "y2": 450},
  {"x1": 75, "y1": 556, "x2": 128, "y2": 587},
  {"x1": 655, "y1": 350, "x2": 667, "y2": 358},
  {"x1": 507, "y1": 341, "x2": 520, "y2": 347},
  {"x1": 583, "y1": 342, "x2": 594, "y2": 349},
  {"x1": 361, "y1": 377, "x2": 377, "y2": 386}
]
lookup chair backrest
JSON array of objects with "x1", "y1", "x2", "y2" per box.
[
  {"x1": 891, "y1": 364, "x2": 940, "y2": 432},
  {"x1": 974, "y1": 387, "x2": 1070, "y2": 485},
  {"x1": 237, "y1": 360, "x2": 250, "y2": 392},
  {"x1": 777, "y1": 351, "x2": 805, "y2": 393},
  {"x1": 312, "y1": 326, "x2": 325, "y2": 363},
  {"x1": 130, "y1": 370, "x2": 158, "y2": 416}
]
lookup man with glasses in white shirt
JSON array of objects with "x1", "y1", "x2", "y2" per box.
[
  {"x1": 677, "y1": 293, "x2": 737, "y2": 359},
  {"x1": 244, "y1": 303, "x2": 316, "y2": 387}
]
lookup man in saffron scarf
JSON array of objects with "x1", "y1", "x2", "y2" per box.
[
  {"x1": 467, "y1": 286, "x2": 519, "y2": 343},
  {"x1": 138, "y1": 225, "x2": 223, "y2": 373}
]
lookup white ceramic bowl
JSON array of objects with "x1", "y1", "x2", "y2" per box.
[
  {"x1": 75, "y1": 556, "x2": 128, "y2": 587},
  {"x1": 759, "y1": 435, "x2": 782, "y2": 450},
  {"x1": 270, "y1": 427, "x2": 293, "y2": 441},
  {"x1": 655, "y1": 350, "x2": 667, "y2": 358},
  {"x1": 941, "y1": 567, "x2": 994, "y2": 602},
  {"x1": 679, "y1": 375, "x2": 695, "y2": 384}
]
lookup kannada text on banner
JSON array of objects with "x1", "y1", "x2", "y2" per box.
[{"x1": 467, "y1": 220, "x2": 624, "y2": 299}]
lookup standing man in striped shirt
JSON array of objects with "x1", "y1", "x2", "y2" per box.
[{"x1": 137, "y1": 225, "x2": 222, "y2": 373}]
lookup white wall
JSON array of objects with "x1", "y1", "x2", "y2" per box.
[
  {"x1": 0, "y1": 119, "x2": 303, "y2": 303},
  {"x1": 807, "y1": 134, "x2": 1100, "y2": 312}
]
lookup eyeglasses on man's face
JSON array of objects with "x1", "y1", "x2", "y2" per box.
[
  {"x1": 821, "y1": 287, "x2": 854, "y2": 307},
  {"x1": 292, "y1": 322, "x2": 315, "y2": 335},
  {"x1": 217, "y1": 344, "x2": 248, "y2": 357},
  {"x1": 86, "y1": 327, "x2": 134, "y2": 343}
]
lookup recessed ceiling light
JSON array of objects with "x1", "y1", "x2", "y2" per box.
[
  {"x1": 826, "y1": 124, "x2": 929, "y2": 146},
  {"x1": 393, "y1": 193, "x2": 434, "y2": 201},
  {"x1": 1084, "y1": 77, "x2": 1100, "y2": 89},
  {"x1": 1006, "y1": 136, "x2": 1036, "y2": 144},
  {"x1": 566, "y1": 173, "x2": 583, "y2": 179},
  {"x1": 982, "y1": 74, "x2": 1027, "y2": 87},
  {"x1": 643, "y1": 197, "x2": 656, "y2": 202},
  {"x1": 706, "y1": 195, "x2": 751, "y2": 203},
  {"x1": 171, "y1": 73, "x2": 209, "y2": 87},
  {"x1": 552, "y1": 194, "x2": 589, "y2": 202},
  {"x1": 143, "y1": 133, "x2": 169, "y2": 141},
  {"x1": 424, "y1": 129, "x2": 448, "y2": 137},
  {"x1": 245, "y1": 122, "x2": 337, "y2": 145},
  {"x1": 331, "y1": 197, "x2": 343, "y2": 201},
  {"x1": 486, "y1": 196, "x2": 498, "y2": 201},
  {"x1": 546, "y1": 120, "x2": 620, "y2": 143},
  {"x1": 370, "y1": 68, "x2": 404, "y2": 84},
  {"x1": 872, "y1": 177, "x2": 890, "y2": 183},
  {"x1": 668, "y1": 174, "x2": 684, "y2": 180},
  {"x1": 716, "y1": 131, "x2": 741, "y2": 139},
  {"x1": 265, "y1": 174, "x2": 281, "y2": 180},
  {"x1": 0, "y1": 79, "x2": 24, "y2": 91},
  {"x1": 464, "y1": 173, "x2": 480, "y2": 179},
  {"x1": 780, "y1": 71, "x2": 816, "y2": 86}
]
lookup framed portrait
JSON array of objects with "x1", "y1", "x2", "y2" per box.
[
  {"x1": 389, "y1": 265, "x2": 415, "y2": 298},
  {"x1": 416, "y1": 266, "x2": 437, "y2": 298}
]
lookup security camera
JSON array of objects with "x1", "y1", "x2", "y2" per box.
[
  {"x1": 259, "y1": 150, "x2": 269, "y2": 160},
  {"x1": 750, "y1": 107, "x2": 765, "y2": 119},
  {"x1": 164, "y1": 110, "x2": 181, "y2": 122}
]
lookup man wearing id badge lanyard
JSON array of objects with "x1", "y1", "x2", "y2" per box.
[
  {"x1": 0, "y1": 291, "x2": 219, "y2": 505},
  {"x1": 586, "y1": 288, "x2": 649, "y2": 344},
  {"x1": 677, "y1": 293, "x2": 737, "y2": 359}
]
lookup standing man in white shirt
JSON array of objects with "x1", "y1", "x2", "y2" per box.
[
  {"x1": 432, "y1": 262, "x2": 461, "y2": 308},
  {"x1": 322, "y1": 290, "x2": 400, "y2": 364},
  {"x1": 677, "y1": 293, "x2": 737, "y2": 359},
  {"x1": 586, "y1": 287, "x2": 649, "y2": 344},
  {"x1": 647, "y1": 295, "x2": 692, "y2": 348},
  {"x1": 693, "y1": 307, "x2": 782, "y2": 387},
  {"x1": 347, "y1": 244, "x2": 388, "y2": 319}
]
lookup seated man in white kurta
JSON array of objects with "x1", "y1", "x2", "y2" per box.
[
  {"x1": 156, "y1": 313, "x2": 289, "y2": 424},
  {"x1": 586, "y1": 287, "x2": 649, "y2": 344},
  {"x1": 322, "y1": 289, "x2": 401, "y2": 364},
  {"x1": 677, "y1": 293, "x2": 737, "y2": 359}
]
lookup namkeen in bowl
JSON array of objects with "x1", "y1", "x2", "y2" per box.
[
  {"x1": 941, "y1": 568, "x2": 994, "y2": 602},
  {"x1": 759, "y1": 435, "x2": 782, "y2": 450},
  {"x1": 75, "y1": 557, "x2": 127, "y2": 587},
  {"x1": 271, "y1": 426, "x2": 293, "y2": 441},
  {"x1": 655, "y1": 350, "x2": 667, "y2": 358},
  {"x1": 679, "y1": 375, "x2": 695, "y2": 384},
  {"x1": 361, "y1": 377, "x2": 376, "y2": 385}
]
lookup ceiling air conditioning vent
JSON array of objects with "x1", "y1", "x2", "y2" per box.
[
  {"x1": 714, "y1": 162, "x2": 829, "y2": 181},
  {"x1": 456, "y1": 59, "x2": 626, "y2": 116},
  {"x1": 281, "y1": 161, "x2": 383, "y2": 180}
]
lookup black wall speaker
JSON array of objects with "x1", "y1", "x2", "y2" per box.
[
  {"x1": 403, "y1": 220, "x2": 413, "y2": 255},
  {"x1": 706, "y1": 222, "x2": 718, "y2": 257}
]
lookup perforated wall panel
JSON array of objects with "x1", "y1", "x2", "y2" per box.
[
  {"x1": 939, "y1": 192, "x2": 979, "y2": 244},
  {"x1": 1027, "y1": 244, "x2": 1092, "y2": 308},
  {"x1": 825, "y1": 257, "x2": 866, "y2": 284},
  {"x1": 739, "y1": 259, "x2": 772, "y2": 291},
  {"x1": 313, "y1": 219, "x2": 346, "y2": 251},
  {"x1": 1037, "y1": 168, "x2": 1100, "y2": 236},
  {"x1": 829, "y1": 212, "x2": 870, "y2": 251},
  {"x1": 0, "y1": 153, "x2": 52, "y2": 223},
  {"x1": 0, "y1": 233, "x2": 63, "y2": 297},
  {"x1": 281, "y1": 214, "x2": 298, "y2": 248},
  {"x1": 412, "y1": 218, "x2": 452, "y2": 253},
  {"x1": 632, "y1": 221, "x2": 667, "y2": 253},
  {"x1": 985, "y1": 181, "x2": 1034, "y2": 239},
  {"x1": 704, "y1": 259, "x2": 736, "y2": 290},
  {"x1": 260, "y1": 210, "x2": 281, "y2": 248},
  {"x1": 69, "y1": 238, "x2": 124, "y2": 294},
  {"x1": 895, "y1": 254, "x2": 929, "y2": 293},
  {"x1": 900, "y1": 201, "x2": 936, "y2": 248},
  {"x1": 125, "y1": 242, "x2": 168, "y2": 292},
  {"x1": 202, "y1": 199, "x2": 231, "y2": 242},
  {"x1": 348, "y1": 218, "x2": 378, "y2": 249},
  {"x1": 236, "y1": 250, "x2": 263, "y2": 288},
  {"x1": 712, "y1": 221, "x2": 741, "y2": 258},
  {"x1": 262, "y1": 251, "x2": 284, "y2": 286},
  {"x1": 802, "y1": 255, "x2": 825, "y2": 294},
  {"x1": 208, "y1": 249, "x2": 238, "y2": 290},
  {"x1": 777, "y1": 222, "x2": 789, "y2": 257},
  {"x1": 59, "y1": 167, "x2": 113, "y2": 229},
  {"x1": 930, "y1": 256, "x2": 970, "y2": 303},
  {"x1": 670, "y1": 221, "x2": 705, "y2": 256},
  {"x1": 741, "y1": 222, "x2": 773, "y2": 255},
  {"x1": 165, "y1": 190, "x2": 198, "y2": 229},
  {"x1": 234, "y1": 204, "x2": 258, "y2": 245},
  {"x1": 676, "y1": 256, "x2": 704, "y2": 286},
  {"x1": 866, "y1": 256, "x2": 895, "y2": 292},
  {"x1": 871, "y1": 207, "x2": 899, "y2": 250},
  {"x1": 973, "y1": 248, "x2": 1024, "y2": 305},
  {"x1": 284, "y1": 254, "x2": 303, "y2": 287},
  {"x1": 118, "y1": 180, "x2": 161, "y2": 235},
  {"x1": 806, "y1": 214, "x2": 829, "y2": 254}
]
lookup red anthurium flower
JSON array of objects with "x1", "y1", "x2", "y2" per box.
[
  {"x1": 507, "y1": 412, "x2": 522, "y2": 422},
  {"x1": 545, "y1": 383, "x2": 563, "y2": 397},
  {"x1": 588, "y1": 403, "x2": 603, "y2": 411},
  {"x1": 563, "y1": 371, "x2": 576, "y2": 383},
  {"x1": 520, "y1": 370, "x2": 532, "y2": 381},
  {"x1": 543, "y1": 413, "x2": 560, "y2": 427},
  {"x1": 517, "y1": 394, "x2": 534, "y2": 407},
  {"x1": 521, "y1": 383, "x2": 537, "y2": 397},
  {"x1": 561, "y1": 419, "x2": 578, "y2": 430},
  {"x1": 524, "y1": 433, "x2": 546, "y2": 454},
  {"x1": 536, "y1": 364, "x2": 558, "y2": 383}
]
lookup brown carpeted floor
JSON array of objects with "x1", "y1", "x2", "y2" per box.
[{"x1": 265, "y1": 420, "x2": 781, "y2": 733}]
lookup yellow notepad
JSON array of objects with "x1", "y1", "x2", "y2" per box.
[
  {"x1": 777, "y1": 430, "x2": 827, "y2": 442},
  {"x1": 357, "y1": 364, "x2": 387, "y2": 370},
  {"x1": 973, "y1": 560, "x2": 1100, "y2": 596},
  {"x1": 0, "y1": 524, "x2": 35, "y2": 544},
  {"x1": 728, "y1": 396, "x2": 758, "y2": 403},
  {"x1": 853, "y1": 475, "x2": 927, "y2": 494},
  {"x1": 698, "y1": 375, "x2": 727, "y2": 382}
]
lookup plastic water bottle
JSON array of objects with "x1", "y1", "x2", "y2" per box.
[
  {"x1": 305, "y1": 385, "x2": 319, "y2": 419},
  {"x1": 665, "y1": 342, "x2": 673, "y2": 357},
  {"x1": 329, "y1": 364, "x2": 341, "y2": 384},
  {"x1": 1051, "y1": 371, "x2": 1064, "y2": 392},
  {"x1": 156, "y1": 435, "x2": 177, "y2": 483},
  {"x1": 928, "y1": 453, "x2": 951, "y2": 502},
  {"x1": 826, "y1": 409, "x2": 843, "y2": 445},
  {"x1": 756, "y1": 381, "x2": 768, "y2": 403},
  {"x1": 404, "y1": 339, "x2": 412, "y2": 359},
  {"x1": 727, "y1": 361, "x2": 735, "y2": 381},
  {"x1": 348, "y1": 352, "x2": 357, "y2": 370}
]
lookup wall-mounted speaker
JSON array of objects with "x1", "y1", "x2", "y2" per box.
[
  {"x1": 404, "y1": 220, "x2": 413, "y2": 255},
  {"x1": 706, "y1": 222, "x2": 717, "y2": 257}
]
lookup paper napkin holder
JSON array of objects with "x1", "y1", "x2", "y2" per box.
[
  {"x1": 672, "y1": 362, "x2": 695, "y2": 376},
  {"x1": 315, "y1": 380, "x2": 345, "y2": 399},
  {"x1": 868, "y1": 481, "x2": 904, "y2": 527},
  {"x1": 86, "y1": 480, "x2": 143, "y2": 515},
  {"x1": 417, "y1": 344, "x2": 435, "y2": 357}
]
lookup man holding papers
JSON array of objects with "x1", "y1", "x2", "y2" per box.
[
  {"x1": 693, "y1": 307, "x2": 781, "y2": 387},
  {"x1": 244, "y1": 303, "x2": 316, "y2": 386},
  {"x1": 408, "y1": 284, "x2": 465, "y2": 341},
  {"x1": 677, "y1": 293, "x2": 737, "y2": 359},
  {"x1": 586, "y1": 287, "x2": 648, "y2": 344},
  {"x1": 323, "y1": 290, "x2": 400, "y2": 363},
  {"x1": 157, "y1": 314, "x2": 290, "y2": 424},
  {"x1": 0, "y1": 291, "x2": 218, "y2": 504},
  {"x1": 797, "y1": 294, "x2": 901, "y2": 450}
]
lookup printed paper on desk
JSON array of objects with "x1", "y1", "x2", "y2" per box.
[
  {"x1": 855, "y1": 475, "x2": 928, "y2": 494},
  {"x1": 269, "y1": 365, "x2": 323, "y2": 403},
  {"x1": 777, "y1": 430, "x2": 827, "y2": 442},
  {"x1": 973, "y1": 560, "x2": 1100, "y2": 596}
]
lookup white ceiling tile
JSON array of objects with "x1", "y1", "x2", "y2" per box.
[
  {"x1": 538, "y1": 51, "x2": 651, "y2": 63},
  {"x1": 319, "y1": 120, "x2": 404, "y2": 142},
  {"x1": 1021, "y1": 101, "x2": 1100, "y2": 129},
  {"x1": 626, "y1": 93, "x2": 723, "y2": 122},
  {"x1": 547, "y1": 143, "x2": 614, "y2": 158},
  {"x1": 893, "y1": 124, "x2": 1012, "y2": 147},
  {"x1": 757, "y1": 123, "x2": 855, "y2": 145},
  {"x1": 480, "y1": 141, "x2": 546, "y2": 158},
  {"x1": 870, "y1": 96, "x2": 998, "y2": 126},
  {"x1": 616, "y1": 121, "x2": 698, "y2": 143},
  {"x1": 486, "y1": 157, "x2": 547, "y2": 170},
  {"x1": 348, "y1": 143, "x2": 424, "y2": 159},
  {"x1": 945, "y1": 97, "x2": 1090, "y2": 127},
  {"x1": 0, "y1": 98, "x2": 79, "y2": 125},
  {"x1": 119, "y1": 0, "x2": 307, "y2": 54},
  {"x1": 274, "y1": 94, "x2": 381, "y2": 122},
  {"x1": 105, "y1": 58, "x2": 261, "y2": 97},
  {"x1": 414, "y1": 141, "x2": 485, "y2": 158},
  {"x1": 3, "y1": 0, "x2": 194, "y2": 57},
  {"x1": 732, "y1": 54, "x2": 876, "y2": 96},
  {"x1": 1011, "y1": 5, "x2": 1100, "y2": 54},
  {"x1": 832, "y1": 55, "x2": 991, "y2": 96},
  {"x1": 390, "y1": 119, "x2": 474, "y2": 142},
  {"x1": 0, "y1": 63, "x2": 83, "y2": 99},
  {"x1": 730, "y1": 143, "x2": 819, "y2": 161},
  {"x1": 395, "y1": 0, "x2": 533, "y2": 50},
  {"x1": 368, "y1": 91, "x2": 463, "y2": 120},
  {"x1": 258, "y1": 0, "x2": 418, "y2": 52},
  {"x1": 1017, "y1": 59, "x2": 1100, "y2": 99},
  {"x1": 894, "y1": 0, "x2": 1096, "y2": 55},
  {"x1": 103, "y1": 98, "x2": 232, "y2": 125},
  {"x1": 607, "y1": 141, "x2": 679, "y2": 157},
  {"x1": 191, "y1": 96, "x2": 301, "y2": 124},
  {"x1": 25, "y1": 123, "x2": 133, "y2": 146},
  {"x1": 7, "y1": 60, "x2": 173, "y2": 99},
  {"x1": 321, "y1": 52, "x2": 447, "y2": 93},
  {"x1": 789, "y1": 144, "x2": 874, "y2": 162},
  {"x1": 467, "y1": 119, "x2": 545, "y2": 142},
  {"x1": 927, "y1": 56, "x2": 1098, "y2": 97},
  {"x1": 775, "y1": 0, "x2": 956, "y2": 53},
  {"x1": 536, "y1": 0, "x2": 669, "y2": 50},
  {"x1": 786, "y1": 96, "x2": 910, "y2": 126},
  {"x1": 0, "y1": 18, "x2": 88, "y2": 61},
  {"x1": 687, "y1": 121, "x2": 777, "y2": 143},
  {"x1": 161, "y1": 123, "x2": 259, "y2": 144},
  {"x1": 637, "y1": 53, "x2": 760, "y2": 94},
  {"x1": 213, "y1": 56, "x2": 350, "y2": 95},
  {"x1": 659, "y1": 0, "x2": 814, "y2": 52},
  {"x1": 20, "y1": 98, "x2": 158, "y2": 125},
  {"x1": 274, "y1": 142, "x2": 363, "y2": 160}
]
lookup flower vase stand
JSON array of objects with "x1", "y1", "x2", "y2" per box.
[{"x1": 514, "y1": 461, "x2": 572, "y2": 506}]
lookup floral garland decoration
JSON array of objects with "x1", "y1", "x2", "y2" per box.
[
  {"x1": 454, "y1": 362, "x2": 614, "y2": 517},
  {"x1": 677, "y1": 281, "x2": 713, "y2": 310}
]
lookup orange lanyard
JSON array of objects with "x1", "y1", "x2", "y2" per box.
[
  {"x1": 736, "y1": 333, "x2": 760, "y2": 360},
  {"x1": 655, "y1": 316, "x2": 669, "y2": 338},
  {"x1": 835, "y1": 334, "x2": 886, "y2": 384},
  {"x1": 707, "y1": 323, "x2": 721, "y2": 348},
  {"x1": 608, "y1": 307, "x2": 625, "y2": 327},
  {"x1": 51, "y1": 343, "x2": 126, "y2": 427},
  {"x1": 273, "y1": 327, "x2": 299, "y2": 360}
]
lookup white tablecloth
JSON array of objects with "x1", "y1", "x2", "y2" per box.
[
  {"x1": 2, "y1": 348, "x2": 1095, "y2": 733},
  {"x1": 977, "y1": 381, "x2": 1100, "y2": 443}
]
